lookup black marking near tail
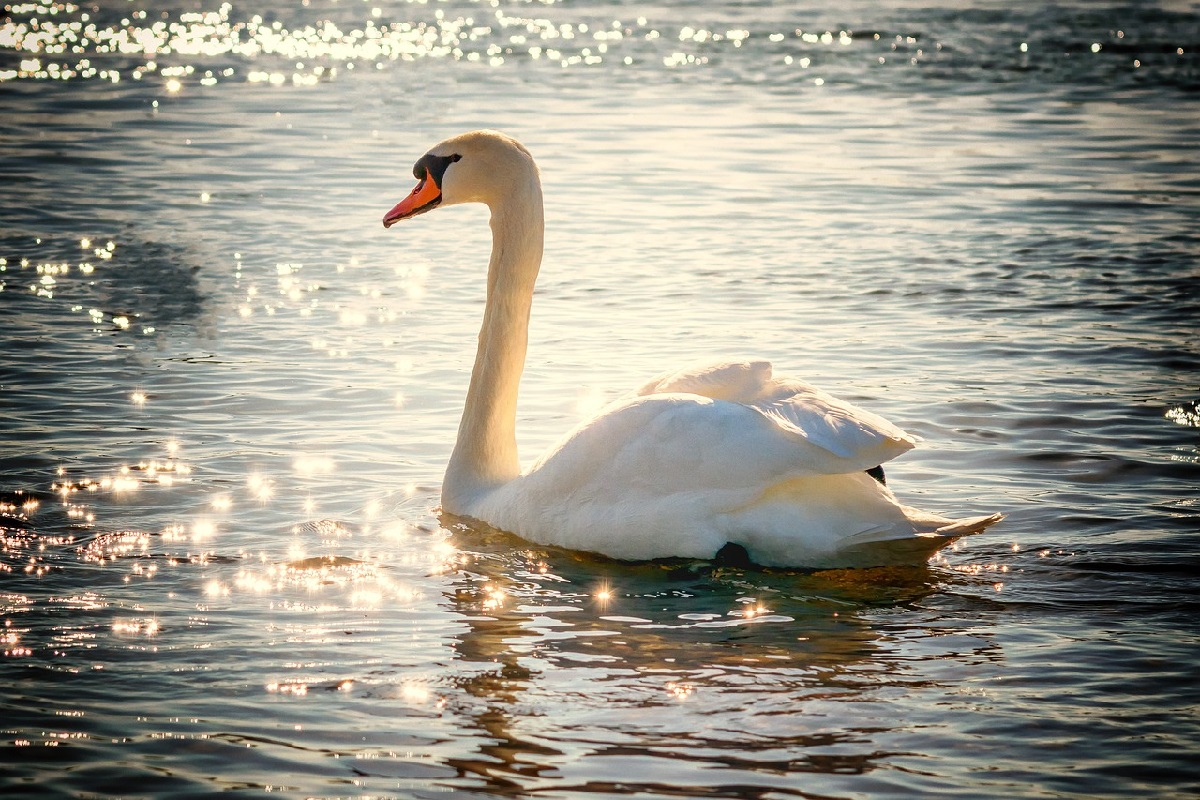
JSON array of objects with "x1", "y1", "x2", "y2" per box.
[
  {"x1": 866, "y1": 465, "x2": 886, "y2": 485},
  {"x1": 714, "y1": 542, "x2": 753, "y2": 568}
]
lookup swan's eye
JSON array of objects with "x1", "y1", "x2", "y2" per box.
[{"x1": 413, "y1": 153, "x2": 463, "y2": 189}]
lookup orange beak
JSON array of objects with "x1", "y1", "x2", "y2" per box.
[{"x1": 383, "y1": 173, "x2": 442, "y2": 228}]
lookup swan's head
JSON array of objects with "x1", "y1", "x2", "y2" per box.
[{"x1": 382, "y1": 129, "x2": 538, "y2": 228}]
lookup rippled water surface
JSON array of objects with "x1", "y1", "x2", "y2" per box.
[{"x1": 2, "y1": 1, "x2": 1199, "y2": 797}]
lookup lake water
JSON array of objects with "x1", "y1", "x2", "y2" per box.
[{"x1": 2, "y1": 1, "x2": 1198, "y2": 797}]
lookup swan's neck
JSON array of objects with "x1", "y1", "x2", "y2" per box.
[{"x1": 442, "y1": 180, "x2": 544, "y2": 512}]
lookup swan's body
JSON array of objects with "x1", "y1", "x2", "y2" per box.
[{"x1": 383, "y1": 130, "x2": 1002, "y2": 568}]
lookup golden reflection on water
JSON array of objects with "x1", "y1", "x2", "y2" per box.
[
  {"x1": 418, "y1": 516, "x2": 985, "y2": 794},
  {"x1": 111, "y1": 617, "x2": 159, "y2": 636},
  {"x1": 0, "y1": 0, "x2": 904, "y2": 92},
  {"x1": 3, "y1": 0, "x2": 622, "y2": 84}
]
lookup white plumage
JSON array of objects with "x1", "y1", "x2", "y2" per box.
[{"x1": 383, "y1": 130, "x2": 1002, "y2": 568}]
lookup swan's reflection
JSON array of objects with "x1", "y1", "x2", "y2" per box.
[{"x1": 436, "y1": 514, "x2": 999, "y2": 795}]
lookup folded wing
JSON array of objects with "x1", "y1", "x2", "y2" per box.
[{"x1": 633, "y1": 360, "x2": 915, "y2": 473}]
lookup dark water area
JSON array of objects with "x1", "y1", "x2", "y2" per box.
[{"x1": 2, "y1": 1, "x2": 1199, "y2": 798}]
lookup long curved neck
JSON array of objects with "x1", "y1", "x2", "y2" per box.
[{"x1": 442, "y1": 177, "x2": 544, "y2": 513}]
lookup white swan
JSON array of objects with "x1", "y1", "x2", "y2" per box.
[{"x1": 383, "y1": 130, "x2": 1002, "y2": 568}]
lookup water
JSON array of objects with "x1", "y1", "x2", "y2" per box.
[{"x1": 2, "y1": 1, "x2": 1199, "y2": 797}]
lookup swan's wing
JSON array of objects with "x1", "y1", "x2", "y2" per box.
[
  {"x1": 633, "y1": 360, "x2": 914, "y2": 470},
  {"x1": 750, "y1": 377, "x2": 915, "y2": 468},
  {"x1": 530, "y1": 393, "x2": 895, "y2": 505}
]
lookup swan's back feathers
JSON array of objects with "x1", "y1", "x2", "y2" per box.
[
  {"x1": 634, "y1": 360, "x2": 915, "y2": 472},
  {"x1": 634, "y1": 360, "x2": 774, "y2": 402}
]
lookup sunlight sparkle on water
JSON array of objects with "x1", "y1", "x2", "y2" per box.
[
  {"x1": 6, "y1": 234, "x2": 149, "y2": 328},
  {"x1": 204, "y1": 579, "x2": 229, "y2": 598},
  {"x1": 112, "y1": 618, "x2": 159, "y2": 637},
  {"x1": 234, "y1": 568, "x2": 276, "y2": 595},
  {"x1": 192, "y1": 520, "x2": 217, "y2": 542},
  {"x1": 266, "y1": 681, "x2": 308, "y2": 696},
  {"x1": 0, "y1": 0, "x2": 891, "y2": 89},
  {"x1": 248, "y1": 474, "x2": 275, "y2": 503},
  {"x1": 666, "y1": 681, "x2": 695, "y2": 701},
  {"x1": 481, "y1": 583, "x2": 507, "y2": 611},
  {"x1": 400, "y1": 683, "x2": 434, "y2": 705},
  {"x1": 739, "y1": 599, "x2": 770, "y2": 619},
  {"x1": 1166, "y1": 400, "x2": 1200, "y2": 428}
]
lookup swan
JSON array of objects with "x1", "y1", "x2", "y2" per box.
[{"x1": 382, "y1": 130, "x2": 1002, "y2": 568}]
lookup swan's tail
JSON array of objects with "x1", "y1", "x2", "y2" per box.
[
  {"x1": 837, "y1": 512, "x2": 1005, "y2": 567},
  {"x1": 934, "y1": 513, "x2": 1005, "y2": 538},
  {"x1": 722, "y1": 473, "x2": 1005, "y2": 568}
]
